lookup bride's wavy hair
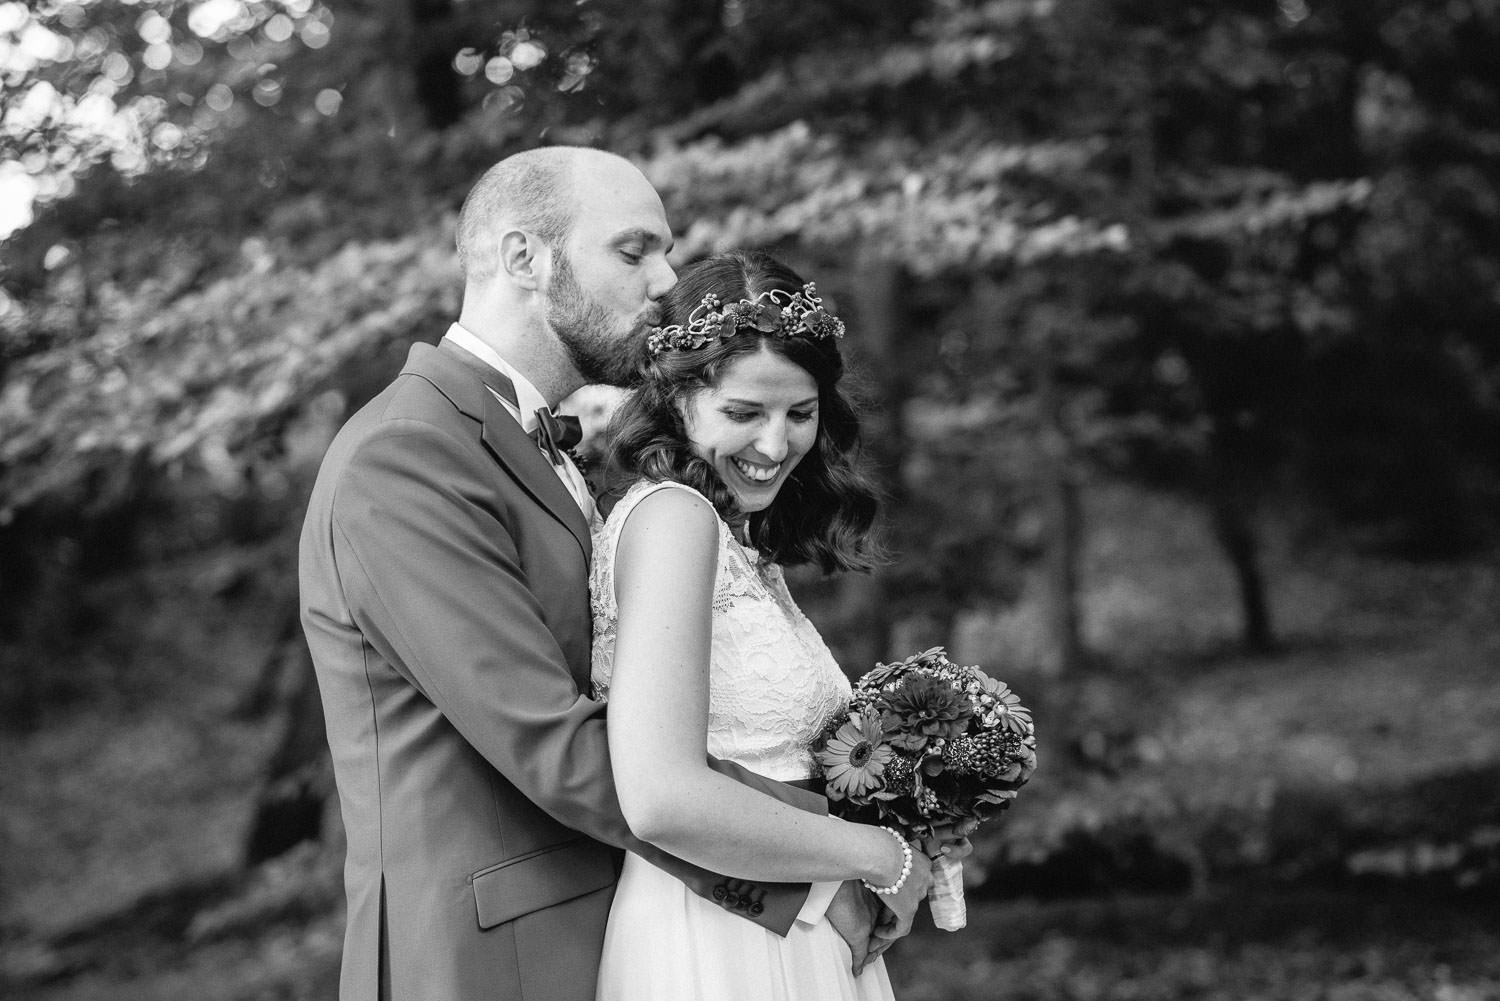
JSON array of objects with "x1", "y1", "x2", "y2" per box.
[{"x1": 605, "y1": 250, "x2": 884, "y2": 574}]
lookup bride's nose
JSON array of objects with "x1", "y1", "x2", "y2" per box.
[{"x1": 752, "y1": 422, "x2": 789, "y2": 463}]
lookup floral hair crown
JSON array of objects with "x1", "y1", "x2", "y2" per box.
[{"x1": 646, "y1": 283, "x2": 845, "y2": 356}]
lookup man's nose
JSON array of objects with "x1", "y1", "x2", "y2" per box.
[{"x1": 648, "y1": 255, "x2": 676, "y2": 301}]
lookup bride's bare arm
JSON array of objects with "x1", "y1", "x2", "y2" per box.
[{"x1": 607, "y1": 486, "x2": 924, "y2": 895}]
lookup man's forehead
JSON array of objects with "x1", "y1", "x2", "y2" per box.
[{"x1": 571, "y1": 188, "x2": 672, "y2": 248}]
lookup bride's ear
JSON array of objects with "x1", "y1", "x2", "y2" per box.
[{"x1": 498, "y1": 230, "x2": 545, "y2": 291}]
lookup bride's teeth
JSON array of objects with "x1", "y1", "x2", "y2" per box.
[{"x1": 733, "y1": 458, "x2": 780, "y2": 483}]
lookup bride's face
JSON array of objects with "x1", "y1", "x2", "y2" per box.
[{"x1": 681, "y1": 346, "x2": 820, "y2": 513}]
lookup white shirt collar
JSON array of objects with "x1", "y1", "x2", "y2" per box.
[{"x1": 442, "y1": 323, "x2": 550, "y2": 432}]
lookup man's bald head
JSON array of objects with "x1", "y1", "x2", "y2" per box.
[{"x1": 455, "y1": 146, "x2": 637, "y2": 284}]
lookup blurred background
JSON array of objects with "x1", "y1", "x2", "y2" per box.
[{"x1": 2, "y1": 0, "x2": 1499, "y2": 998}]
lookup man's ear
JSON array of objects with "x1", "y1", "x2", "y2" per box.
[{"x1": 498, "y1": 230, "x2": 547, "y2": 291}]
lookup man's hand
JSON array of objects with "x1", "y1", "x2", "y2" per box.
[
  {"x1": 925, "y1": 818, "x2": 980, "y2": 861},
  {"x1": 826, "y1": 880, "x2": 881, "y2": 976}
]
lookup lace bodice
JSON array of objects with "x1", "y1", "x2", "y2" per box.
[{"x1": 590, "y1": 480, "x2": 851, "y2": 783}]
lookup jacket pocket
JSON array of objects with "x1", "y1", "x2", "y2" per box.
[{"x1": 470, "y1": 838, "x2": 617, "y2": 929}]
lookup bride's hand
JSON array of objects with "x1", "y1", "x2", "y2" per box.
[{"x1": 868, "y1": 839, "x2": 934, "y2": 944}]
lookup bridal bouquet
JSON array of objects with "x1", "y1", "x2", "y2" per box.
[{"x1": 812, "y1": 647, "x2": 1036, "y2": 931}]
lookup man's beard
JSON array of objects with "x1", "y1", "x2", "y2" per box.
[{"x1": 545, "y1": 251, "x2": 652, "y2": 387}]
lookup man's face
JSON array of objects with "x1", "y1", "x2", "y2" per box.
[{"x1": 544, "y1": 158, "x2": 676, "y2": 387}]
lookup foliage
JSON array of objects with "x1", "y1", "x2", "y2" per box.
[
  {"x1": 1, "y1": 226, "x2": 457, "y2": 516},
  {"x1": 7, "y1": 0, "x2": 1496, "y2": 560}
]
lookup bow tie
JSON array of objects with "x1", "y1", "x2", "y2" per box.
[
  {"x1": 482, "y1": 373, "x2": 583, "y2": 466},
  {"x1": 531, "y1": 408, "x2": 582, "y2": 465}
]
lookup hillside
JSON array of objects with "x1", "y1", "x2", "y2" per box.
[{"x1": 2, "y1": 483, "x2": 1497, "y2": 999}]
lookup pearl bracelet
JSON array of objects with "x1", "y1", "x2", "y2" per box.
[{"x1": 861, "y1": 826, "x2": 913, "y2": 896}]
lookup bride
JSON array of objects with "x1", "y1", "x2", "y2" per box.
[{"x1": 590, "y1": 250, "x2": 958, "y2": 1000}]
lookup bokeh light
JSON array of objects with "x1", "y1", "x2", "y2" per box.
[
  {"x1": 1278, "y1": 0, "x2": 1311, "y2": 25},
  {"x1": 188, "y1": 0, "x2": 251, "y2": 40},
  {"x1": 453, "y1": 47, "x2": 483, "y2": 76},
  {"x1": 482, "y1": 85, "x2": 525, "y2": 114},
  {"x1": 76, "y1": 26, "x2": 110, "y2": 60},
  {"x1": 152, "y1": 121, "x2": 183, "y2": 151},
  {"x1": 12, "y1": 80, "x2": 60, "y2": 131},
  {"x1": 484, "y1": 56, "x2": 514, "y2": 84},
  {"x1": 205, "y1": 82, "x2": 235, "y2": 112},
  {"x1": 142, "y1": 42, "x2": 173, "y2": 71},
  {"x1": 0, "y1": 3, "x2": 27, "y2": 34},
  {"x1": 510, "y1": 39, "x2": 546, "y2": 70},
  {"x1": 252, "y1": 77, "x2": 283, "y2": 107},
  {"x1": 102, "y1": 50, "x2": 132, "y2": 84},
  {"x1": 137, "y1": 10, "x2": 171, "y2": 46},
  {"x1": 227, "y1": 34, "x2": 257, "y2": 60},
  {"x1": 264, "y1": 13, "x2": 293, "y2": 43},
  {"x1": 300, "y1": 18, "x2": 329, "y2": 49},
  {"x1": 175, "y1": 39, "x2": 204, "y2": 66},
  {"x1": 313, "y1": 88, "x2": 341, "y2": 116},
  {"x1": 56, "y1": 2, "x2": 86, "y2": 31},
  {"x1": 0, "y1": 161, "x2": 38, "y2": 241}
]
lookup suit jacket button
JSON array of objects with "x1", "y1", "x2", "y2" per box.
[{"x1": 712, "y1": 885, "x2": 728, "y2": 901}]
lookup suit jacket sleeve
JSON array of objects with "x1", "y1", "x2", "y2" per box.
[{"x1": 329, "y1": 416, "x2": 824, "y2": 933}]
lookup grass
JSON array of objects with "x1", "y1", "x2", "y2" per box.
[{"x1": 889, "y1": 889, "x2": 1500, "y2": 1001}]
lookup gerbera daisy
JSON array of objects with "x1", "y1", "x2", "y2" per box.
[
  {"x1": 815, "y1": 712, "x2": 893, "y2": 800},
  {"x1": 977, "y1": 675, "x2": 1034, "y2": 734}
]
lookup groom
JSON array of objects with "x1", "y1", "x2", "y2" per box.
[{"x1": 300, "y1": 147, "x2": 888, "y2": 1001}]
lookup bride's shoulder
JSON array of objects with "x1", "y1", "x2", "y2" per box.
[
  {"x1": 609, "y1": 478, "x2": 721, "y2": 540},
  {"x1": 609, "y1": 480, "x2": 723, "y2": 588}
]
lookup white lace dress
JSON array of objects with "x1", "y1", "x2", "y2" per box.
[{"x1": 589, "y1": 479, "x2": 895, "y2": 1001}]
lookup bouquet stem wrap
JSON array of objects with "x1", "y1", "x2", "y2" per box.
[{"x1": 927, "y1": 856, "x2": 967, "y2": 931}]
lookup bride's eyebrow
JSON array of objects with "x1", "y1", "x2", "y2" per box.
[{"x1": 720, "y1": 395, "x2": 820, "y2": 407}]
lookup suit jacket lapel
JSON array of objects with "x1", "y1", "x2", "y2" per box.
[
  {"x1": 404, "y1": 342, "x2": 593, "y2": 563},
  {"x1": 479, "y1": 391, "x2": 593, "y2": 561}
]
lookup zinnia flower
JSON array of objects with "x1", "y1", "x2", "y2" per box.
[{"x1": 816, "y1": 712, "x2": 893, "y2": 800}]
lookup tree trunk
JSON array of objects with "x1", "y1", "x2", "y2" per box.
[
  {"x1": 409, "y1": 0, "x2": 468, "y2": 129},
  {"x1": 1035, "y1": 348, "x2": 1086, "y2": 674},
  {"x1": 243, "y1": 626, "x2": 332, "y2": 866},
  {"x1": 1206, "y1": 457, "x2": 1276, "y2": 654},
  {"x1": 834, "y1": 250, "x2": 905, "y2": 670}
]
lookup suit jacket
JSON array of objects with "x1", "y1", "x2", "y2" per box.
[{"x1": 299, "y1": 340, "x2": 825, "y2": 1001}]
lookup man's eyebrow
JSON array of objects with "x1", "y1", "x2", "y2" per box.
[{"x1": 611, "y1": 228, "x2": 671, "y2": 252}]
